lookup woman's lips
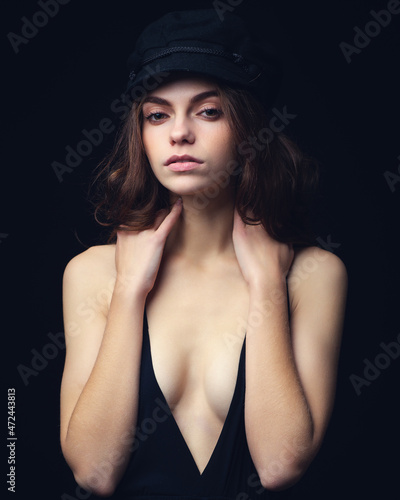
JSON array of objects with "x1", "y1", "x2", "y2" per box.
[
  {"x1": 164, "y1": 155, "x2": 203, "y2": 172},
  {"x1": 166, "y1": 161, "x2": 202, "y2": 172}
]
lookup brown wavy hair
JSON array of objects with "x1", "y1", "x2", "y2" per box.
[{"x1": 92, "y1": 81, "x2": 319, "y2": 246}]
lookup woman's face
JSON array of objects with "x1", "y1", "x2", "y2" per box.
[{"x1": 141, "y1": 75, "x2": 236, "y2": 199}]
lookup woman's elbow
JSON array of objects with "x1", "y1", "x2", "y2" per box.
[
  {"x1": 72, "y1": 467, "x2": 118, "y2": 498},
  {"x1": 257, "y1": 451, "x2": 313, "y2": 492},
  {"x1": 61, "y1": 441, "x2": 124, "y2": 497},
  {"x1": 259, "y1": 464, "x2": 306, "y2": 491}
]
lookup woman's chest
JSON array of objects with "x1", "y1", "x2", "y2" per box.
[{"x1": 145, "y1": 259, "x2": 249, "y2": 420}]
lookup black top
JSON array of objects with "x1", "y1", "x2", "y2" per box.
[{"x1": 114, "y1": 312, "x2": 274, "y2": 499}]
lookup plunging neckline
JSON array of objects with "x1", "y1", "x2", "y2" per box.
[{"x1": 144, "y1": 312, "x2": 246, "y2": 477}]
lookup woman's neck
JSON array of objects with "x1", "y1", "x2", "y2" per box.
[{"x1": 165, "y1": 190, "x2": 236, "y2": 265}]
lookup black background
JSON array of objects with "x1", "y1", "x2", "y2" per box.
[{"x1": 2, "y1": 0, "x2": 399, "y2": 499}]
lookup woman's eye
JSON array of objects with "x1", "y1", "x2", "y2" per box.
[
  {"x1": 145, "y1": 112, "x2": 167, "y2": 122},
  {"x1": 200, "y1": 108, "x2": 222, "y2": 118}
]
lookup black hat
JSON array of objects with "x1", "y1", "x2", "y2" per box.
[{"x1": 126, "y1": 9, "x2": 282, "y2": 110}]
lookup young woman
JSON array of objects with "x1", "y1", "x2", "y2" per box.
[{"x1": 60, "y1": 9, "x2": 348, "y2": 499}]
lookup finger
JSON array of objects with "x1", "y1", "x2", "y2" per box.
[
  {"x1": 156, "y1": 198, "x2": 183, "y2": 236},
  {"x1": 153, "y1": 209, "x2": 169, "y2": 229}
]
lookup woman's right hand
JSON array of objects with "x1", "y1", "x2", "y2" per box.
[{"x1": 114, "y1": 198, "x2": 182, "y2": 296}]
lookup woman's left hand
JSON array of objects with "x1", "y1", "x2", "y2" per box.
[{"x1": 232, "y1": 208, "x2": 294, "y2": 289}]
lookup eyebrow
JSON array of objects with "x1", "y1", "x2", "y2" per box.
[{"x1": 142, "y1": 90, "x2": 219, "y2": 106}]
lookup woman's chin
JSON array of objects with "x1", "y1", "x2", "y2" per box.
[{"x1": 164, "y1": 181, "x2": 219, "y2": 199}]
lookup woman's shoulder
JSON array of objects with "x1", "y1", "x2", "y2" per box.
[
  {"x1": 287, "y1": 246, "x2": 348, "y2": 331},
  {"x1": 293, "y1": 245, "x2": 346, "y2": 267},
  {"x1": 63, "y1": 244, "x2": 116, "y2": 290},
  {"x1": 289, "y1": 245, "x2": 347, "y2": 290}
]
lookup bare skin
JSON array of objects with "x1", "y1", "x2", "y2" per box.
[{"x1": 60, "y1": 77, "x2": 348, "y2": 496}]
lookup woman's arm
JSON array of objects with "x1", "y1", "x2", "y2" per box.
[
  {"x1": 232, "y1": 210, "x2": 347, "y2": 491},
  {"x1": 60, "y1": 200, "x2": 182, "y2": 497}
]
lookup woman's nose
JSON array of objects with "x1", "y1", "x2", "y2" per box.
[{"x1": 169, "y1": 116, "x2": 195, "y2": 145}]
